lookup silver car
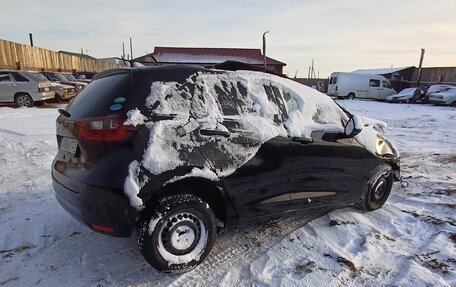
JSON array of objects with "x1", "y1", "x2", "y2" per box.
[
  {"x1": 428, "y1": 87, "x2": 456, "y2": 106},
  {"x1": 0, "y1": 70, "x2": 55, "y2": 107},
  {"x1": 50, "y1": 82, "x2": 76, "y2": 102}
]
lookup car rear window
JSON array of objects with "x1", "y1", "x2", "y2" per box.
[
  {"x1": 66, "y1": 73, "x2": 133, "y2": 119},
  {"x1": 24, "y1": 72, "x2": 49, "y2": 82},
  {"x1": 11, "y1": 72, "x2": 30, "y2": 82}
]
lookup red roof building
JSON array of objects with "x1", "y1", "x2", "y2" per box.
[{"x1": 134, "y1": 47, "x2": 286, "y2": 74}]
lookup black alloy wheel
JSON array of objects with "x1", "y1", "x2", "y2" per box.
[
  {"x1": 137, "y1": 194, "x2": 216, "y2": 273},
  {"x1": 355, "y1": 164, "x2": 393, "y2": 211}
]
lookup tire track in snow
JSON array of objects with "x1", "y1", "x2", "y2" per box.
[{"x1": 166, "y1": 209, "x2": 331, "y2": 287}]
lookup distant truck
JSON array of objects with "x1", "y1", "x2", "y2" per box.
[{"x1": 327, "y1": 72, "x2": 396, "y2": 100}]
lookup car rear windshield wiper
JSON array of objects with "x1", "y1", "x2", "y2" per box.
[{"x1": 58, "y1": 109, "x2": 71, "y2": 118}]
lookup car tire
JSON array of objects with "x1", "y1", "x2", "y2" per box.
[
  {"x1": 355, "y1": 164, "x2": 393, "y2": 211},
  {"x1": 347, "y1": 93, "x2": 355, "y2": 100},
  {"x1": 137, "y1": 194, "x2": 216, "y2": 273},
  {"x1": 55, "y1": 94, "x2": 64, "y2": 104},
  {"x1": 450, "y1": 101, "x2": 456, "y2": 107},
  {"x1": 15, "y1": 93, "x2": 34, "y2": 107}
]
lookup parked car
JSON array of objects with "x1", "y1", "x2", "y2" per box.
[
  {"x1": 428, "y1": 87, "x2": 456, "y2": 106},
  {"x1": 73, "y1": 71, "x2": 96, "y2": 83},
  {"x1": 327, "y1": 72, "x2": 396, "y2": 100},
  {"x1": 411, "y1": 84, "x2": 455, "y2": 103},
  {"x1": 386, "y1": 87, "x2": 416, "y2": 103},
  {"x1": 50, "y1": 82, "x2": 76, "y2": 102},
  {"x1": 41, "y1": 72, "x2": 87, "y2": 94},
  {"x1": 425, "y1": 84, "x2": 455, "y2": 96},
  {"x1": 0, "y1": 70, "x2": 55, "y2": 107},
  {"x1": 52, "y1": 64, "x2": 400, "y2": 272}
]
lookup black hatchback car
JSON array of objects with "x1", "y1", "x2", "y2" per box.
[{"x1": 52, "y1": 64, "x2": 400, "y2": 272}]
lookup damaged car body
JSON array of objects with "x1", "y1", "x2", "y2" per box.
[{"x1": 52, "y1": 64, "x2": 400, "y2": 272}]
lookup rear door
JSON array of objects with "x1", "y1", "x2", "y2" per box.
[
  {"x1": 191, "y1": 77, "x2": 292, "y2": 219},
  {"x1": 327, "y1": 75, "x2": 338, "y2": 96},
  {"x1": 0, "y1": 72, "x2": 16, "y2": 102}
]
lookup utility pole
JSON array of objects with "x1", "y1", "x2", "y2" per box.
[
  {"x1": 262, "y1": 31, "x2": 269, "y2": 71},
  {"x1": 122, "y1": 42, "x2": 126, "y2": 59},
  {"x1": 130, "y1": 38, "x2": 133, "y2": 62},
  {"x1": 416, "y1": 48, "x2": 425, "y2": 87},
  {"x1": 29, "y1": 33, "x2": 34, "y2": 47}
]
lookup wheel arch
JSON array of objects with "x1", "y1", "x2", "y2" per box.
[
  {"x1": 143, "y1": 177, "x2": 234, "y2": 225},
  {"x1": 14, "y1": 91, "x2": 31, "y2": 100},
  {"x1": 387, "y1": 160, "x2": 400, "y2": 181}
]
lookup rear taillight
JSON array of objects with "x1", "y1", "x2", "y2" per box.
[
  {"x1": 74, "y1": 116, "x2": 137, "y2": 143},
  {"x1": 38, "y1": 83, "x2": 50, "y2": 93}
]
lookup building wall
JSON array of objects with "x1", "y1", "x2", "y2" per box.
[{"x1": 410, "y1": 67, "x2": 456, "y2": 84}]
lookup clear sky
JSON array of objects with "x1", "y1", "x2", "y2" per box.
[{"x1": 1, "y1": 0, "x2": 455, "y2": 77}]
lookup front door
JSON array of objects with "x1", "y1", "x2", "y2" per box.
[{"x1": 287, "y1": 131, "x2": 381, "y2": 210}]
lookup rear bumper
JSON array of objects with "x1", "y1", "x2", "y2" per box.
[
  {"x1": 30, "y1": 91, "x2": 55, "y2": 101},
  {"x1": 52, "y1": 173, "x2": 138, "y2": 237}
]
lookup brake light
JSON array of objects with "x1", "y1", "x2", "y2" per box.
[
  {"x1": 74, "y1": 116, "x2": 137, "y2": 143},
  {"x1": 38, "y1": 84, "x2": 50, "y2": 93}
]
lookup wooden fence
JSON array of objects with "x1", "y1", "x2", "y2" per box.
[{"x1": 0, "y1": 39, "x2": 121, "y2": 72}]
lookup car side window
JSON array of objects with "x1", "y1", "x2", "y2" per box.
[
  {"x1": 369, "y1": 79, "x2": 380, "y2": 87},
  {"x1": 11, "y1": 72, "x2": 29, "y2": 82},
  {"x1": 0, "y1": 72, "x2": 13, "y2": 83},
  {"x1": 214, "y1": 80, "x2": 243, "y2": 116},
  {"x1": 282, "y1": 91, "x2": 298, "y2": 113},
  {"x1": 382, "y1": 81, "x2": 391, "y2": 89},
  {"x1": 45, "y1": 73, "x2": 57, "y2": 81},
  {"x1": 263, "y1": 85, "x2": 287, "y2": 123}
]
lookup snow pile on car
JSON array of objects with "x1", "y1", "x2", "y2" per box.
[{"x1": 124, "y1": 70, "x2": 349, "y2": 210}]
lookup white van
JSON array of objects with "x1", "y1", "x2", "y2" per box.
[{"x1": 327, "y1": 72, "x2": 396, "y2": 100}]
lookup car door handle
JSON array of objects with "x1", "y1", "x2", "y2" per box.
[
  {"x1": 291, "y1": 137, "x2": 313, "y2": 144},
  {"x1": 199, "y1": 129, "x2": 231, "y2": 137}
]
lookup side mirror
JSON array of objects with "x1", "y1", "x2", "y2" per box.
[{"x1": 345, "y1": 115, "x2": 363, "y2": 137}]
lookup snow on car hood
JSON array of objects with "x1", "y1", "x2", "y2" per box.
[{"x1": 123, "y1": 70, "x2": 365, "y2": 210}]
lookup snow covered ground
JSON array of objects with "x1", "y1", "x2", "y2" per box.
[{"x1": 0, "y1": 100, "x2": 455, "y2": 287}]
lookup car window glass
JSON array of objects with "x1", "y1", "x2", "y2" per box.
[
  {"x1": 263, "y1": 85, "x2": 286, "y2": 123},
  {"x1": 43, "y1": 73, "x2": 56, "y2": 81},
  {"x1": 382, "y1": 81, "x2": 391, "y2": 89},
  {"x1": 282, "y1": 91, "x2": 298, "y2": 112},
  {"x1": 369, "y1": 79, "x2": 380, "y2": 87},
  {"x1": 66, "y1": 73, "x2": 132, "y2": 119},
  {"x1": 53, "y1": 73, "x2": 68, "y2": 82},
  {"x1": 0, "y1": 72, "x2": 12, "y2": 82},
  {"x1": 65, "y1": 74, "x2": 78, "y2": 81},
  {"x1": 24, "y1": 72, "x2": 48, "y2": 82},
  {"x1": 333, "y1": 77, "x2": 337, "y2": 84},
  {"x1": 271, "y1": 86, "x2": 288, "y2": 119},
  {"x1": 11, "y1": 72, "x2": 30, "y2": 82},
  {"x1": 214, "y1": 81, "x2": 241, "y2": 116}
]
